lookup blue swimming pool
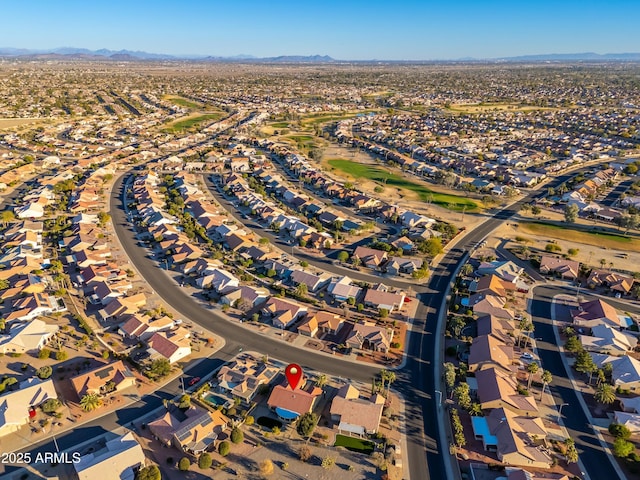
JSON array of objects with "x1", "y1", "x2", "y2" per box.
[{"x1": 203, "y1": 393, "x2": 227, "y2": 406}]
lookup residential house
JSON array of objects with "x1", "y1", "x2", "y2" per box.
[
  {"x1": 346, "y1": 322, "x2": 393, "y2": 353},
  {"x1": 353, "y1": 246, "x2": 388, "y2": 269},
  {"x1": 476, "y1": 367, "x2": 538, "y2": 415},
  {"x1": 262, "y1": 297, "x2": 307, "y2": 329},
  {"x1": 572, "y1": 299, "x2": 626, "y2": 330},
  {"x1": 476, "y1": 260, "x2": 525, "y2": 283},
  {"x1": 70, "y1": 360, "x2": 137, "y2": 399},
  {"x1": 587, "y1": 269, "x2": 635, "y2": 294},
  {"x1": 148, "y1": 405, "x2": 229, "y2": 454},
  {"x1": 485, "y1": 407, "x2": 552, "y2": 468},
  {"x1": 539, "y1": 256, "x2": 580, "y2": 280},
  {"x1": 0, "y1": 319, "x2": 59, "y2": 354},
  {"x1": 196, "y1": 267, "x2": 239, "y2": 292},
  {"x1": 579, "y1": 324, "x2": 638, "y2": 356},
  {"x1": 290, "y1": 270, "x2": 331, "y2": 293},
  {"x1": 220, "y1": 286, "x2": 270, "y2": 308},
  {"x1": 471, "y1": 295, "x2": 516, "y2": 320},
  {"x1": 267, "y1": 379, "x2": 321, "y2": 421},
  {"x1": 476, "y1": 315, "x2": 517, "y2": 346},
  {"x1": 147, "y1": 328, "x2": 192, "y2": 364},
  {"x1": 6, "y1": 293, "x2": 63, "y2": 322},
  {"x1": 216, "y1": 353, "x2": 279, "y2": 401},
  {"x1": 327, "y1": 276, "x2": 362, "y2": 302},
  {"x1": 98, "y1": 294, "x2": 147, "y2": 322},
  {"x1": 0, "y1": 378, "x2": 57, "y2": 437},
  {"x1": 364, "y1": 285, "x2": 406, "y2": 312},
  {"x1": 468, "y1": 335, "x2": 515, "y2": 373},
  {"x1": 74, "y1": 432, "x2": 146, "y2": 480},
  {"x1": 330, "y1": 384, "x2": 385, "y2": 436},
  {"x1": 592, "y1": 354, "x2": 640, "y2": 392}
]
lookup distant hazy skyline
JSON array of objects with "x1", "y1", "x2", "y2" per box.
[{"x1": 3, "y1": 0, "x2": 639, "y2": 60}]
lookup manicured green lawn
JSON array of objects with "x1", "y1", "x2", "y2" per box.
[
  {"x1": 166, "y1": 97, "x2": 201, "y2": 109},
  {"x1": 271, "y1": 122, "x2": 291, "y2": 128},
  {"x1": 334, "y1": 434, "x2": 375, "y2": 454},
  {"x1": 327, "y1": 159, "x2": 478, "y2": 211},
  {"x1": 164, "y1": 113, "x2": 224, "y2": 132}
]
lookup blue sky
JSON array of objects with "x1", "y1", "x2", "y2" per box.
[{"x1": 3, "y1": 0, "x2": 639, "y2": 59}]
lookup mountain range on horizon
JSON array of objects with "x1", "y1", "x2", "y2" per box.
[{"x1": 1, "y1": 47, "x2": 640, "y2": 63}]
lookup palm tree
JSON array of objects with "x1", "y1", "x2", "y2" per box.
[
  {"x1": 594, "y1": 383, "x2": 616, "y2": 407},
  {"x1": 315, "y1": 374, "x2": 327, "y2": 388},
  {"x1": 461, "y1": 264, "x2": 473, "y2": 277},
  {"x1": 540, "y1": 370, "x2": 552, "y2": 400},
  {"x1": 385, "y1": 370, "x2": 396, "y2": 398},
  {"x1": 600, "y1": 258, "x2": 607, "y2": 269},
  {"x1": 527, "y1": 362, "x2": 539, "y2": 390},
  {"x1": 379, "y1": 369, "x2": 389, "y2": 394},
  {"x1": 80, "y1": 393, "x2": 102, "y2": 412}
]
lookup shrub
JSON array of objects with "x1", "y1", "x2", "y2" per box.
[
  {"x1": 259, "y1": 459, "x2": 274, "y2": 476},
  {"x1": 198, "y1": 453, "x2": 212, "y2": 469},
  {"x1": 38, "y1": 348, "x2": 51, "y2": 359},
  {"x1": 56, "y1": 350, "x2": 68, "y2": 361},
  {"x1": 321, "y1": 457, "x2": 335, "y2": 469},
  {"x1": 609, "y1": 423, "x2": 632, "y2": 440},
  {"x1": 37, "y1": 366, "x2": 53, "y2": 379},
  {"x1": 245, "y1": 415, "x2": 254, "y2": 425},
  {"x1": 218, "y1": 440, "x2": 230, "y2": 457},
  {"x1": 135, "y1": 465, "x2": 161, "y2": 480},
  {"x1": 41, "y1": 398, "x2": 62, "y2": 413},
  {"x1": 298, "y1": 445, "x2": 312, "y2": 462},
  {"x1": 613, "y1": 438, "x2": 634, "y2": 458},
  {"x1": 178, "y1": 457, "x2": 190, "y2": 471},
  {"x1": 230, "y1": 427, "x2": 244, "y2": 444}
]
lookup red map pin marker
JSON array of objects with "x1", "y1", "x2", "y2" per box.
[{"x1": 285, "y1": 363, "x2": 303, "y2": 390}]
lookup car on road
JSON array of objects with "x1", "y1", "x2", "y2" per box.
[
  {"x1": 520, "y1": 352, "x2": 534, "y2": 360},
  {"x1": 189, "y1": 377, "x2": 200, "y2": 386}
]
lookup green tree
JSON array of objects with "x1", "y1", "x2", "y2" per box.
[
  {"x1": 56, "y1": 349, "x2": 68, "y2": 361},
  {"x1": 178, "y1": 457, "x2": 190, "y2": 471},
  {"x1": 297, "y1": 412, "x2": 318, "y2": 438},
  {"x1": 564, "y1": 203, "x2": 579, "y2": 223},
  {"x1": 315, "y1": 374, "x2": 328, "y2": 388},
  {"x1": 531, "y1": 205, "x2": 542, "y2": 216},
  {"x1": 135, "y1": 465, "x2": 161, "y2": 480},
  {"x1": 453, "y1": 383, "x2": 472, "y2": 410},
  {"x1": 594, "y1": 383, "x2": 616, "y2": 406},
  {"x1": 378, "y1": 308, "x2": 389, "y2": 319},
  {"x1": 245, "y1": 415, "x2": 254, "y2": 426},
  {"x1": 218, "y1": 440, "x2": 230, "y2": 456},
  {"x1": 230, "y1": 427, "x2": 244, "y2": 444},
  {"x1": 337, "y1": 251, "x2": 349, "y2": 263},
  {"x1": 148, "y1": 358, "x2": 171, "y2": 379},
  {"x1": 178, "y1": 394, "x2": 191, "y2": 409},
  {"x1": 321, "y1": 457, "x2": 335, "y2": 469},
  {"x1": 564, "y1": 335, "x2": 582, "y2": 353},
  {"x1": 80, "y1": 393, "x2": 102, "y2": 412},
  {"x1": 198, "y1": 452, "x2": 212, "y2": 470},
  {"x1": 564, "y1": 438, "x2": 579, "y2": 464},
  {"x1": 0, "y1": 278, "x2": 9, "y2": 290},
  {"x1": 575, "y1": 350, "x2": 597, "y2": 383},
  {"x1": 444, "y1": 363, "x2": 456, "y2": 396},
  {"x1": 0, "y1": 210, "x2": 15, "y2": 226},
  {"x1": 609, "y1": 423, "x2": 632, "y2": 440},
  {"x1": 613, "y1": 437, "x2": 634, "y2": 457},
  {"x1": 37, "y1": 365, "x2": 53, "y2": 379},
  {"x1": 295, "y1": 282, "x2": 308, "y2": 297}
]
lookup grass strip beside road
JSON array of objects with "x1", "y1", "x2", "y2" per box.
[
  {"x1": 334, "y1": 434, "x2": 375, "y2": 454},
  {"x1": 519, "y1": 221, "x2": 640, "y2": 251},
  {"x1": 327, "y1": 158, "x2": 479, "y2": 212}
]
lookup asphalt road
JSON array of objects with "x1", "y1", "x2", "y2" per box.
[{"x1": 530, "y1": 285, "x2": 640, "y2": 480}]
